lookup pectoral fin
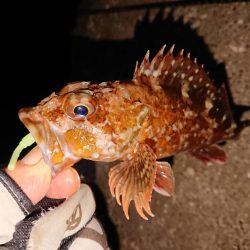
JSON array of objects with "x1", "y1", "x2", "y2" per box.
[
  {"x1": 190, "y1": 145, "x2": 226, "y2": 165},
  {"x1": 108, "y1": 144, "x2": 157, "y2": 220}
]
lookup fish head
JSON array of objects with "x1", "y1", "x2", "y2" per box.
[{"x1": 19, "y1": 81, "x2": 149, "y2": 169}]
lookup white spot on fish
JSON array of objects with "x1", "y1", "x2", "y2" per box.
[
  {"x1": 184, "y1": 110, "x2": 194, "y2": 118},
  {"x1": 144, "y1": 69, "x2": 151, "y2": 76},
  {"x1": 92, "y1": 153, "x2": 100, "y2": 158},
  {"x1": 153, "y1": 70, "x2": 161, "y2": 77},
  {"x1": 205, "y1": 98, "x2": 213, "y2": 111},
  {"x1": 53, "y1": 148, "x2": 59, "y2": 153},
  {"x1": 195, "y1": 69, "x2": 199, "y2": 74},
  {"x1": 80, "y1": 81, "x2": 90, "y2": 87},
  {"x1": 83, "y1": 145, "x2": 90, "y2": 150},
  {"x1": 101, "y1": 88, "x2": 113, "y2": 94},
  {"x1": 183, "y1": 141, "x2": 189, "y2": 148},
  {"x1": 99, "y1": 82, "x2": 108, "y2": 86},
  {"x1": 212, "y1": 120, "x2": 218, "y2": 128},
  {"x1": 178, "y1": 122, "x2": 183, "y2": 130},
  {"x1": 121, "y1": 90, "x2": 131, "y2": 100},
  {"x1": 127, "y1": 154, "x2": 132, "y2": 160},
  {"x1": 145, "y1": 127, "x2": 151, "y2": 133},
  {"x1": 166, "y1": 135, "x2": 171, "y2": 141},
  {"x1": 171, "y1": 60, "x2": 176, "y2": 66},
  {"x1": 153, "y1": 112, "x2": 160, "y2": 118},
  {"x1": 188, "y1": 76, "x2": 193, "y2": 82},
  {"x1": 195, "y1": 124, "x2": 200, "y2": 129},
  {"x1": 156, "y1": 128, "x2": 161, "y2": 133},
  {"x1": 182, "y1": 83, "x2": 190, "y2": 98},
  {"x1": 172, "y1": 124, "x2": 177, "y2": 131},
  {"x1": 181, "y1": 73, "x2": 185, "y2": 79}
]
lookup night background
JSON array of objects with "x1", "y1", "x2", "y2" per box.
[{"x1": 2, "y1": 1, "x2": 250, "y2": 249}]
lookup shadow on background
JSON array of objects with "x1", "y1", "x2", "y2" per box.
[
  {"x1": 72, "y1": 9, "x2": 228, "y2": 83},
  {"x1": 2, "y1": 1, "x2": 250, "y2": 249}
]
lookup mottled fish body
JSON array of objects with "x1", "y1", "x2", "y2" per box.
[{"x1": 19, "y1": 45, "x2": 236, "y2": 219}]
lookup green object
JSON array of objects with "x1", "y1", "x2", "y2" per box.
[{"x1": 7, "y1": 133, "x2": 36, "y2": 170}]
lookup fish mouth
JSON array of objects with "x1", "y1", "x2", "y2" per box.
[{"x1": 18, "y1": 107, "x2": 66, "y2": 168}]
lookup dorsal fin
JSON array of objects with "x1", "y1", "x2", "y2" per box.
[
  {"x1": 133, "y1": 45, "x2": 213, "y2": 91},
  {"x1": 133, "y1": 45, "x2": 235, "y2": 131}
]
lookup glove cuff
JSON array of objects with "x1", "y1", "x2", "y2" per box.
[{"x1": 0, "y1": 169, "x2": 33, "y2": 243}]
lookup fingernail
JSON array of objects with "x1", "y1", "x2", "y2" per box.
[{"x1": 21, "y1": 146, "x2": 43, "y2": 165}]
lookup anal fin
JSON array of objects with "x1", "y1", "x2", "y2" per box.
[
  {"x1": 190, "y1": 145, "x2": 226, "y2": 165},
  {"x1": 153, "y1": 161, "x2": 175, "y2": 197}
]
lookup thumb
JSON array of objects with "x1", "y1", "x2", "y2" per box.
[
  {"x1": 5, "y1": 146, "x2": 52, "y2": 204},
  {"x1": 46, "y1": 167, "x2": 80, "y2": 199},
  {"x1": 5, "y1": 146, "x2": 81, "y2": 204}
]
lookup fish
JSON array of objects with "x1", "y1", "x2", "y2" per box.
[{"x1": 18, "y1": 45, "x2": 238, "y2": 220}]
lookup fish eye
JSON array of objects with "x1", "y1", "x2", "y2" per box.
[
  {"x1": 74, "y1": 105, "x2": 89, "y2": 117},
  {"x1": 63, "y1": 93, "x2": 96, "y2": 120}
]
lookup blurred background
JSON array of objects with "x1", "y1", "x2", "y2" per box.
[{"x1": 2, "y1": 1, "x2": 250, "y2": 249}]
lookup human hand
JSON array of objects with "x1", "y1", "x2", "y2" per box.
[
  {"x1": 5, "y1": 146, "x2": 81, "y2": 204},
  {"x1": 1, "y1": 146, "x2": 108, "y2": 249}
]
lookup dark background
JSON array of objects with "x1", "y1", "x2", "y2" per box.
[{"x1": 2, "y1": 2, "x2": 80, "y2": 163}]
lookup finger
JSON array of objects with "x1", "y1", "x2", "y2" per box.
[
  {"x1": 5, "y1": 146, "x2": 52, "y2": 205},
  {"x1": 46, "y1": 167, "x2": 80, "y2": 199}
]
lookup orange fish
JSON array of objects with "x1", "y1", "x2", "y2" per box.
[{"x1": 19, "y1": 45, "x2": 238, "y2": 220}]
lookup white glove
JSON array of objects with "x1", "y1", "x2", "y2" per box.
[{"x1": 0, "y1": 170, "x2": 109, "y2": 250}]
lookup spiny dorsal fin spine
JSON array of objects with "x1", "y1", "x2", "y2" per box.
[
  {"x1": 140, "y1": 50, "x2": 150, "y2": 75},
  {"x1": 150, "y1": 44, "x2": 166, "y2": 72},
  {"x1": 144, "y1": 50, "x2": 150, "y2": 61},
  {"x1": 135, "y1": 45, "x2": 179, "y2": 79},
  {"x1": 133, "y1": 61, "x2": 139, "y2": 78},
  {"x1": 133, "y1": 45, "x2": 215, "y2": 91},
  {"x1": 169, "y1": 44, "x2": 175, "y2": 54}
]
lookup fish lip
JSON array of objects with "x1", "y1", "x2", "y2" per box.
[{"x1": 18, "y1": 107, "x2": 62, "y2": 166}]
